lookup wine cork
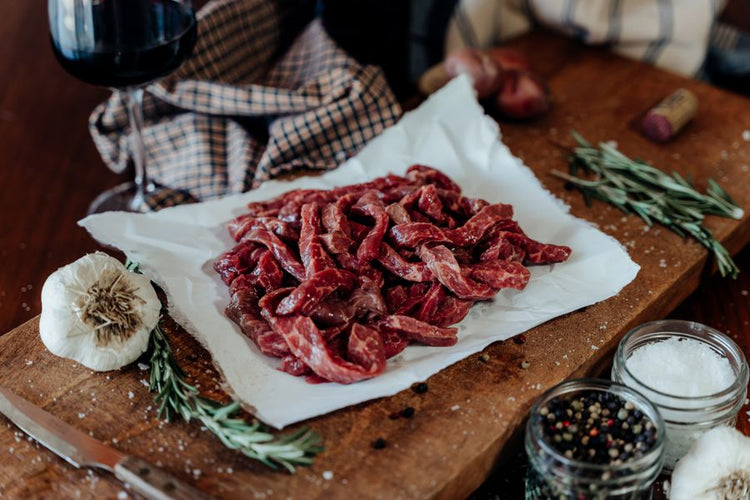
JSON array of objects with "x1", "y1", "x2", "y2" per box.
[{"x1": 642, "y1": 89, "x2": 698, "y2": 142}]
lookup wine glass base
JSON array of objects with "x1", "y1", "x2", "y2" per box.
[{"x1": 87, "y1": 181, "x2": 151, "y2": 214}]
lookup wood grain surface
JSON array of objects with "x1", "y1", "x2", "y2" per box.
[{"x1": 1, "y1": 3, "x2": 749, "y2": 498}]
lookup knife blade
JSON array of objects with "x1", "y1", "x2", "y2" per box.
[{"x1": 0, "y1": 385, "x2": 210, "y2": 500}]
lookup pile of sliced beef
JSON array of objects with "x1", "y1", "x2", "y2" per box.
[{"x1": 214, "y1": 165, "x2": 571, "y2": 384}]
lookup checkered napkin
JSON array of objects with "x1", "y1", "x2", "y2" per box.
[{"x1": 89, "y1": 0, "x2": 402, "y2": 210}]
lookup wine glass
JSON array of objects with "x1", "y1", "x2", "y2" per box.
[{"x1": 48, "y1": 0, "x2": 197, "y2": 213}]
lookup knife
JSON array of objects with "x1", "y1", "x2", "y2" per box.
[{"x1": 0, "y1": 385, "x2": 211, "y2": 500}]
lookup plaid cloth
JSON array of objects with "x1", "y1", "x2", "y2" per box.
[{"x1": 89, "y1": 0, "x2": 402, "y2": 210}]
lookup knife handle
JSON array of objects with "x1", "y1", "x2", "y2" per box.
[{"x1": 114, "y1": 455, "x2": 211, "y2": 500}]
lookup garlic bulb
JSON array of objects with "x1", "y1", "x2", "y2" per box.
[
  {"x1": 40, "y1": 252, "x2": 160, "y2": 371},
  {"x1": 670, "y1": 426, "x2": 750, "y2": 500}
]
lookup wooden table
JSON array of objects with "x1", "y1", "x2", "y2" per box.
[{"x1": 1, "y1": 4, "x2": 749, "y2": 498}]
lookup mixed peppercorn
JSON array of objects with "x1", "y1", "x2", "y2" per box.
[{"x1": 536, "y1": 390, "x2": 657, "y2": 466}]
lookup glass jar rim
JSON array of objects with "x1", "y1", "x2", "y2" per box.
[
  {"x1": 615, "y1": 319, "x2": 749, "y2": 404},
  {"x1": 526, "y1": 378, "x2": 665, "y2": 473}
]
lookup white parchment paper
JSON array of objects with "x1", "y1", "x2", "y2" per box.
[{"x1": 80, "y1": 76, "x2": 639, "y2": 429}]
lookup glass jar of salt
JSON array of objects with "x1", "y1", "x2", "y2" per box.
[
  {"x1": 525, "y1": 379, "x2": 665, "y2": 499},
  {"x1": 612, "y1": 319, "x2": 749, "y2": 470}
]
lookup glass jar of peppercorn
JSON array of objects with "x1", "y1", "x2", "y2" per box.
[{"x1": 525, "y1": 379, "x2": 665, "y2": 500}]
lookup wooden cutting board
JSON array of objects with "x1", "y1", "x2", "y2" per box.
[{"x1": 2, "y1": 31, "x2": 750, "y2": 499}]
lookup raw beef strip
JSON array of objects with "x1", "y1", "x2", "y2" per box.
[
  {"x1": 445, "y1": 204, "x2": 514, "y2": 247},
  {"x1": 483, "y1": 220, "x2": 571, "y2": 264},
  {"x1": 299, "y1": 203, "x2": 335, "y2": 278},
  {"x1": 349, "y1": 221, "x2": 372, "y2": 243},
  {"x1": 415, "y1": 282, "x2": 446, "y2": 323},
  {"x1": 470, "y1": 260, "x2": 530, "y2": 290},
  {"x1": 241, "y1": 227, "x2": 306, "y2": 281},
  {"x1": 227, "y1": 215, "x2": 299, "y2": 242},
  {"x1": 377, "y1": 243, "x2": 433, "y2": 282},
  {"x1": 357, "y1": 264, "x2": 385, "y2": 288},
  {"x1": 349, "y1": 283, "x2": 387, "y2": 319},
  {"x1": 319, "y1": 321, "x2": 353, "y2": 341},
  {"x1": 321, "y1": 196, "x2": 352, "y2": 235},
  {"x1": 385, "y1": 203, "x2": 412, "y2": 224},
  {"x1": 479, "y1": 236, "x2": 525, "y2": 262},
  {"x1": 258, "y1": 286, "x2": 295, "y2": 311},
  {"x1": 278, "y1": 200, "x2": 303, "y2": 225},
  {"x1": 378, "y1": 326, "x2": 410, "y2": 359},
  {"x1": 418, "y1": 245, "x2": 496, "y2": 300},
  {"x1": 226, "y1": 284, "x2": 290, "y2": 357},
  {"x1": 254, "y1": 329, "x2": 292, "y2": 358},
  {"x1": 460, "y1": 196, "x2": 490, "y2": 217},
  {"x1": 417, "y1": 184, "x2": 446, "y2": 223},
  {"x1": 379, "y1": 315, "x2": 458, "y2": 347},
  {"x1": 213, "y1": 241, "x2": 262, "y2": 285},
  {"x1": 279, "y1": 355, "x2": 311, "y2": 376},
  {"x1": 309, "y1": 298, "x2": 353, "y2": 326},
  {"x1": 351, "y1": 192, "x2": 390, "y2": 266},
  {"x1": 431, "y1": 295, "x2": 473, "y2": 327},
  {"x1": 319, "y1": 232, "x2": 351, "y2": 254},
  {"x1": 247, "y1": 250, "x2": 285, "y2": 292},
  {"x1": 276, "y1": 268, "x2": 358, "y2": 316},
  {"x1": 514, "y1": 235, "x2": 571, "y2": 264},
  {"x1": 347, "y1": 323, "x2": 386, "y2": 372},
  {"x1": 384, "y1": 283, "x2": 431, "y2": 315},
  {"x1": 268, "y1": 315, "x2": 385, "y2": 384},
  {"x1": 388, "y1": 222, "x2": 449, "y2": 249},
  {"x1": 406, "y1": 164, "x2": 462, "y2": 193},
  {"x1": 225, "y1": 281, "x2": 260, "y2": 324}
]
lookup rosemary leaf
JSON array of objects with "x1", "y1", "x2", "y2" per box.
[
  {"x1": 553, "y1": 133, "x2": 743, "y2": 278},
  {"x1": 125, "y1": 261, "x2": 323, "y2": 472}
]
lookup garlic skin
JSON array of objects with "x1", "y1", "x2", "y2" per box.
[
  {"x1": 40, "y1": 252, "x2": 160, "y2": 371},
  {"x1": 670, "y1": 426, "x2": 750, "y2": 500}
]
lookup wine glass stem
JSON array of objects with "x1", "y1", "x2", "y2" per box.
[{"x1": 123, "y1": 87, "x2": 151, "y2": 211}]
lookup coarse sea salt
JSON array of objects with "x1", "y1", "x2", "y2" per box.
[{"x1": 626, "y1": 337, "x2": 734, "y2": 397}]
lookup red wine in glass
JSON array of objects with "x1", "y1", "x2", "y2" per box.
[{"x1": 49, "y1": 0, "x2": 196, "y2": 213}]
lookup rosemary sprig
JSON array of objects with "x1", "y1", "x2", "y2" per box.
[
  {"x1": 147, "y1": 323, "x2": 323, "y2": 472},
  {"x1": 552, "y1": 132, "x2": 743, "y2": 278},
  {"x1": 125, "y1": 262, "x2": 323, "y2": 472}
]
